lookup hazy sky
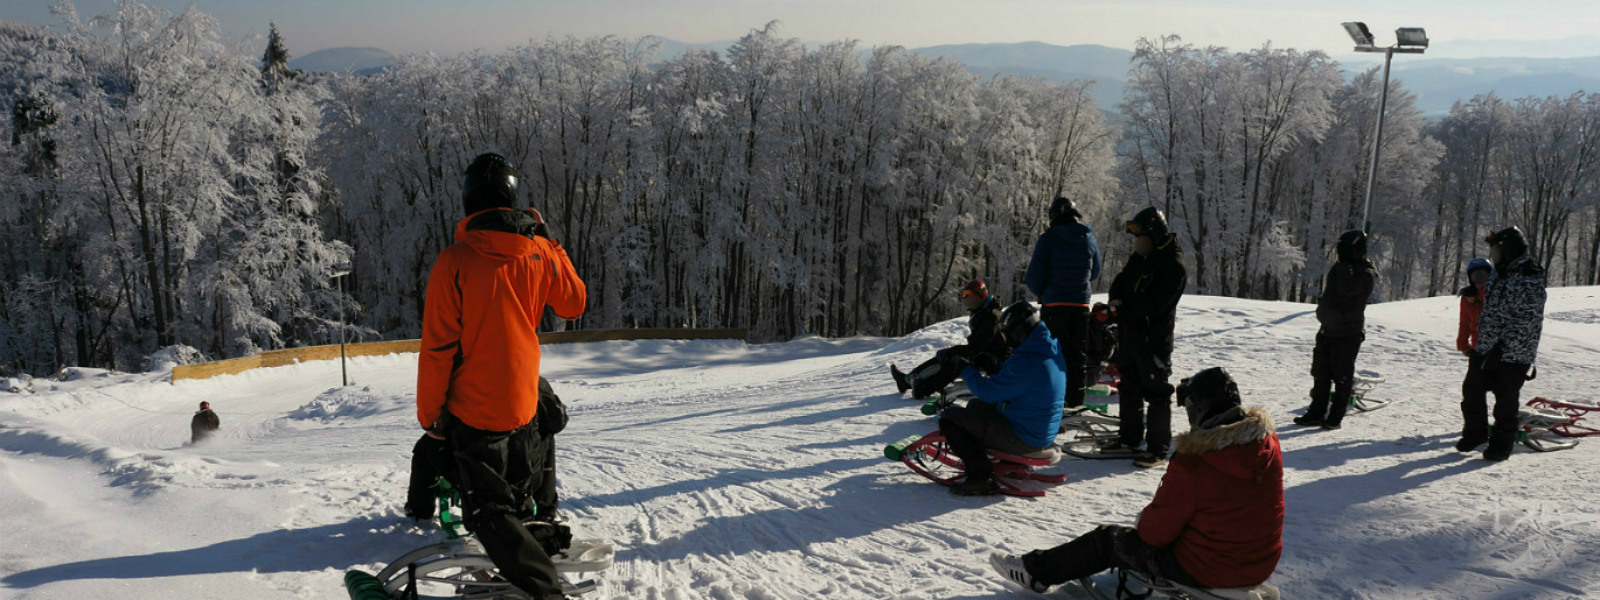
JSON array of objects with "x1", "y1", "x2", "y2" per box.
[{"x1": 6, "y1": 0, "x2": 1600, "y2": 60}]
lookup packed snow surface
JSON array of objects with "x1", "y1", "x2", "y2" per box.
[{"x1": 3, "y1": 289, "x2": 1599, "y2": 599}]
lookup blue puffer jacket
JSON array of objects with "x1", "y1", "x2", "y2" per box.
[
  {"x1": 961, "y1": 321, "x2": 1067, "y2": 448},
  {"x1": 1026, "y1": 222, "x2": 1102, "y2": 306}
]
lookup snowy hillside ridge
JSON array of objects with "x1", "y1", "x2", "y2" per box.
[{"x1": 1, "y1": 289, "x2": 1598, "y2": 599}]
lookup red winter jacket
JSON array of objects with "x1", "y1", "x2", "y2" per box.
[
  {"x1": 1138, "y1": 407, "x2": 1283, "y2": 589},
  {"x1": 1456, "y1": 284, "x2": 1485, "y2": 353}
]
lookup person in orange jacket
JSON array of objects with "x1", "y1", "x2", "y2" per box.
[
  {"x1": 1456, "y1": 257, "x2": 1491, "y2": 355},
  {"x1": 417, "y1": 153, "x2": 586, "y2": 600}
]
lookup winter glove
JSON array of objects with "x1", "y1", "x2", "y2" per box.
[{"x1": 526, "y1": 208, "x2": 554, "y2": 240}]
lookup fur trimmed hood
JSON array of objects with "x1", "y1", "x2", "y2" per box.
[{"x1": 1172, "y1": 407, "x2": 1277, "y2": 481}]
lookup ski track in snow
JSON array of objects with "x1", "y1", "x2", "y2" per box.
[{"x1": 2, "y1": 290, "x2": 1600, "y2": 599}]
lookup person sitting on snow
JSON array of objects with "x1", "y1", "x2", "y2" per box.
[
  {"x1": 190, "y1": 401, "x2": 220, "y2": 444},
  {"x1": 889, "y1": 278, "x2": 1009, "y2": 399},
  {"x1": 937, "y1": 301, "x2": 1066, "y2": 496},
  {"x1": 989, "y1": 367, "x2": 1283, "y2": 593}
]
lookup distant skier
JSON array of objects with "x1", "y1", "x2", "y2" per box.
[
  {"x1": 1294, "y1": 230, "x2": 1377, "y2": 431},
  {"x1": 1455, "y1": 256, "x2": 1492, "y2": 356},
  {"x1": 1459, "y1": 227, "x2": 1546, "y2": 461},
  {"x1": 190, "y1": 401, "x2": 219, "y2": 444},
  {"x1": 1026, "y1": 197, "x2": 1102, "y2": 409},
  {"x1": 417, "y1": 152, "x2": 587, "y2": 599},
  {"x1": 989, "y1": 367, "x2": 1283, "y2": 594},
  {"x1": 938, "y1": 301, "x2": 1066, "y2": 496},
  {"x1": 1105, "y1": 206, "x2": 1186, "y2": 468},
  {"x1": 889, "y1": 278, "x2": 1008, "y2": 399}
]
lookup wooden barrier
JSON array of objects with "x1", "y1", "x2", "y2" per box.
[{"x1": 171, "y1": 328, "x2": 747, "y2": 382}]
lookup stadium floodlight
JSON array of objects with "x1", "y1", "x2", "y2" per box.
[
  {"x1": 1342, "y1": 22, "x2": 1375, "y2": 48},
  {"x1": 1340, "y1": 22, "x2": 1429, "y2": 232},
  {"x1": 1395, "y1": 27, "x2": 1429, "y2": 48}
]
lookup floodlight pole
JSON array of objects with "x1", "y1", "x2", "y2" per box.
[
  {"x1": 1359, "y1": 46, "x2": 1394, "y2": 235},
  {"x1": 331, "y1": 259, "x2": 352, "y2": 387}
]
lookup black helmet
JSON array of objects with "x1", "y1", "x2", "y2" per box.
[
  {"x1": 1125, "y1": 206, "x2": 1167, "y2": 239},
  {"x1": 462, "y1": 153, "x2": 520, "y2": 215},
  {"x1": 1485, "y1": 226, "x2": 1528, "y2": 263},
  {"x1": 1048, "y1": 197, "x2": 1081, "y2": 223},
  {"x1": 996, "y1": 301, "x2": 1040, "y2": 349},
  {"x1": 1176, "y1": 367, "x2": 1243, "y2": 429},
  {"x1": 1336, "y1": 229, "x2": 1367, "y2": 261}
]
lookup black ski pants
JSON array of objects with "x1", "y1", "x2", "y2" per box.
[
  {"x1": 1461, "y1": 348, "x2": 1530, "y2": 447},
  {"x1": 445, "y1": 418, "x2": 562, "y2": 600},
  {"x1": 908, "y1": 347, "x2": 968, "y2": 399},
  {"x1": 1041, "y1": 305, "x2": 1090, "y2": 408},
  {"x1": 939, "y1": 401, "x2": 1042, "y2": 481},
  {"x1": 407, "y1": 430, "x2": 558, "y2": 520},
  {"x1": 1306, "y1": 332, "x2": 1362, "y2": 426},
  {"x1": 1116, "y1": 350, "x2": 1174, "y2": 453},
  {"x1": 1024, "y1": 525, "x2": 1204, "y2": 589}
]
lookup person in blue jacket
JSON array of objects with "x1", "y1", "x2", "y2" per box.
[
  {"x1": 1026, "y1": 197, "x2": 1102, "y2": 408},
  {"x1": 939, "y1": 301, "x2": 1067, "y2": 496}
]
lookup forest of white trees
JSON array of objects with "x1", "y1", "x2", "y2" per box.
[{"x1": 2, "y1": 3, "x2": 1598, "y2": 375}]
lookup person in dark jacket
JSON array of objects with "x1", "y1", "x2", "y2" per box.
[
  {"x1": 1460, "y1": 226, "x2": 1547, "y2": 461},
  {"x1": 990, "y1": 367, "x2": 1283, "y2": 594},
  {"x1": 190, "y1": 401, "x2": 220, "y2": 444},
  {"x1": 939, "y1": 301, "x2": 1066, "y2": 496},
  {"x1": 417, "y1": 153, "x2": 587, "y2": 600},
  {"x1": 1293, "y1": 230, "x2": 1377, "y2": 431},
  {"x1": 890, "y1": 278, "x2": 1008, "y2": 399},
  {"x1": 1026, "y1": 197, "x2": 1102, "y2": 408},
  {"x1": 1105, "y1": 206, "x2": 1187, "y2": 468}
]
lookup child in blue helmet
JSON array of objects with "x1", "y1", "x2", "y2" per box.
[{"x1": 1455, "y1": 257, "x2": 1492, "y2": 355}]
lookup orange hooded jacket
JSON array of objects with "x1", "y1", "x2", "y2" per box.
[{"x1": 417, "y1": 208, "x2": 587, "y2": 433}]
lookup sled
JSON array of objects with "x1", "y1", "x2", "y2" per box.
[
  {"x1": 1526, "y1": 397, "x2": 1600, "y2": 437},
  {"x1": 346, "y1": 481, "x2": 613, "y2": 599},
  {"x1": 896, "y1": 431, "x2": 1067, "y2": 497},
  {"x1": 1347, "y1": 373, "x2": 1389, "y2": 412},
  {"x1": 345, "y1": 535, "x2": 612, "y2": 599},
  {"x1": 920, "y1": 382, "x2": 975, "y2": 416},
  {"x1": 1059, "y1": 405, "x2": 1121, "y2": 443},
  {"x1": 1513, "y1": 403, "x2": 1583, "y2": 452},
  {"x1": 1074, "y1": 568, "x2": 1281, "y2": 600},
  {"x1": 1060, "y1": 437, "x2": 1146, "y2": 460}
]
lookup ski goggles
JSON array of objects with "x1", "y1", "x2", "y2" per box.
[
  {"x1": 1124, "y1": 221, "x2": 1143, "y2": 235},
  {"x1": 961, "y1": 289, "x2": 981, "y2": 299}
]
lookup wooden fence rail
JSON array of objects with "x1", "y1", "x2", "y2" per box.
[{"x1": 171, "y1": 328, "x2": 747, "y2": 382}]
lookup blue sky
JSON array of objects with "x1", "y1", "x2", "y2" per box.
[{"x1": 5, "y1": 0, "x2": 1599, "y2": 59}]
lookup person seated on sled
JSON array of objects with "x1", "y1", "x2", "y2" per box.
[
  {"x1": 890, "y1": 278, "x2": 1009, "y2": 399},
  {"x1": 1083, "y1": 302, "x2": 1119, "y2": 391},
  {"x1": 190, "y1": 401, "x2": 220, "y2": 444},
  {"x1": 938, "y1": 301, "x2": 1066, "y2": 496},
  {"x1": 989, "y1": 367, "x2": 1283, "y2": 593}
]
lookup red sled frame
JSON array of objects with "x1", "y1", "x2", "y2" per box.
[
  {"x1": 1527, "y1": 397, "x2": 1600, "y2": 437},
  {"x1": 899, "y1": 431, "x2": 1067, "y2": 497}
]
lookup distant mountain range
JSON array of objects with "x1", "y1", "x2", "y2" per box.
[{"x1": 292, "y1": 41, "x2": 1598, "y2": 116}]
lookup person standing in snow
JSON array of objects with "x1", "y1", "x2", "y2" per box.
[
  {"x1": 1459, "y1": 227, "x2": 1546, "y2": 461},
  {"x1": 1025, "y1": 197, "x2": 1102, "y2": 409},
  {"x1": 889, "y1": 278, "x2": 1008, "y2": 399},
  {"x1": 989, "y1": 367, "x2": 1283, "y2": 594},
  {"x1": 1455, "y1": 257, "x2": 1492, "y2": 356},
  {"x1": 1106, "y1": 206, "x2": 1186, "y2": 468},
  {"x1": 938, "y1": 301, "x2": 1066, "y2": 496},
  {"x1": 1293, "y1": 230, "x2": 1376, "y2": 432},
  {"x1": 190, "y1": 401, "x2": 220, "y2": 444},
  {"x1": 417, "y1": 152, "x2": 587, "y2": 600}
]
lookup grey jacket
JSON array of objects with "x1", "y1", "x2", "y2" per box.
[{"x1": 1475, "y1": 254, "x2": 1547, "y2": 366}]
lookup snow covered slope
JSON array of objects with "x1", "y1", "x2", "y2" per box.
[{"x1": 2, "y1": 289, "x2": 1598, "y2": 599}]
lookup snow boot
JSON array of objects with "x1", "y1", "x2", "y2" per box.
[
  {"x1": 890, "y1": 364, "x2": 911, "y2": 394},
  {"x1": 989, "y1": 553, "x2": 1050, "y2": 593},
  {"x1": 1454, "y1": 431, "x2": 1488, "y2": 452},
  {"x1": 950, "y1": 475, "x2": 1001, "y2": 496},
  {"x1": 1133, "y1": 449, "x2": 1167, "y2": 468},
  {"x1": 1292, "y1": 414, "x2": 1322, "y2": 427},
  {"x1": 1483, "y1": 426, "x2": 1516, "y2": 461}
]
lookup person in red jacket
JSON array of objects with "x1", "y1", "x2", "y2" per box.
[
  {"x1": 989, "y1": 367, "x2": 1283, "y2": 593},
  {"x1": 417, "y1": 153, "x2": 586, "y2": 600},
  {"x1": 1456, "y1": 257, "x2": 1491, "y2": 355}
]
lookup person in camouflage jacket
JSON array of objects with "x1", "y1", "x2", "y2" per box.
[{"x1": 1458, "y1": 226, "x2": 1547, "y2": 462}]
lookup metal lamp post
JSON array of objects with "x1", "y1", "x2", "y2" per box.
[
  {"x1": 1342, "y1": 22, "x2": 1428, "y2": 233},
  {"x1": 331, "y1": 260, "x2": 352, "y2": 386}
]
